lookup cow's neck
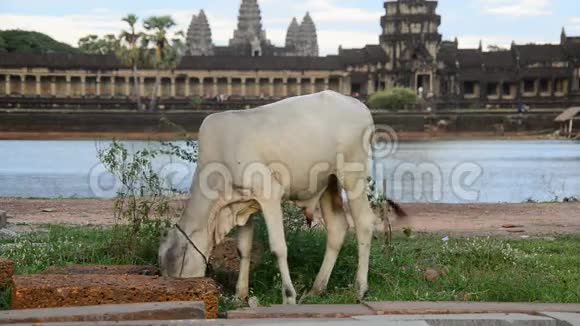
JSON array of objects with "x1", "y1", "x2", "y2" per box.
[{"x1": 180, "y1": 186, "x2": 212, "y2": 237}]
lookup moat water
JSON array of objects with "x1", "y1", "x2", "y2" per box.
[{"x1": 0, "y1": 139, "x2": 579, "y2": 203}]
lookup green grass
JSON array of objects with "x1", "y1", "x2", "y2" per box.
[
  {"x1": 249, "y1": 225, "x2": 580, "y2": 306},
  {"x1": 1, "y1": 221, "x2": 579, "y2": 312}
]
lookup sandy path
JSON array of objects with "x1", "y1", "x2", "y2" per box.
[{"x1": 1, "y1": 198, "x2": 579, "y2": 236}]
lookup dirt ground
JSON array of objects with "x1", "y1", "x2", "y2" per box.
[{"x1": 1, "y1": 198, "x2": 579, "y2": 236}]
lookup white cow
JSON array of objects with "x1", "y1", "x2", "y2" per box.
[{"x1": 159, "y1": 90, "x2": 406, "y2": 303}]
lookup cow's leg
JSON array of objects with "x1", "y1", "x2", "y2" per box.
[
  {"x1": 310, "y1": 190, "x2": 348, "y2": 296},
  {"x1": 235, "y1": 219, "x2": 254, "y2": 300},
  {"x1": 260, "y1": 200, "x2": 297, "y2": 304},
  {"x1": 344, "y1": 179, "x2": 376, "y2": 300}
]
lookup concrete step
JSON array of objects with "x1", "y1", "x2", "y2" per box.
[
  {"x1": 0, "y1": 301, "x2": 205, "y2": 324},
  {"x1": 541, "y1": 312, "x2": 580, "y2": 326},
  {"x1": 227, "y1": 302, "x2": 580, "y2": 320},
  {"x1": 227, "y1": 304, "x2": 375, "y2": 319},
  {"x1": 364, "y1": 301, "x2": 580, "y2": 316},
  {"x1": 4, "y1": 313, "x2": 579, "y2": 326}
]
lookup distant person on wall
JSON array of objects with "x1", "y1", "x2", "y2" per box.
[{"x1": 518, "y1": 102, "x2": 530, "y2": 113}]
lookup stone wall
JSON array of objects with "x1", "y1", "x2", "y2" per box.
[
  {"x1": 0, "y1": 68, "x2": 347, "y2": 99},
  {"x1": 0, "y1": 110, "x2": 560, "y2": 135}
]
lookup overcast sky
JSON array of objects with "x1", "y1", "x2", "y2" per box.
[{"x1": 0, "y1": 0, "x2": 579, "y2": 55}]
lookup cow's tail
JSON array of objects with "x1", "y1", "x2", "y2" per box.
[
  {"x1": 370, "y1": 129, "x2": 408, "y2": 220},
  {"x1": 387, "y1": 199, "x2": 408, "y2": 218},
  {"x1": 328, "y1": 174, "x2": 343, "y2": 211}
]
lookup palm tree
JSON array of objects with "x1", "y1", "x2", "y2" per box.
[
  {"x1": 143, "y1": 15, "x2": 176, "y2": 111},
  {"x1": 120, "y1": 14, "x2": 143, "y2": 110}
]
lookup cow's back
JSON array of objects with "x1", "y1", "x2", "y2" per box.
[{"x1": 197, "y1": 91, "x2": 373, "y2": 193}]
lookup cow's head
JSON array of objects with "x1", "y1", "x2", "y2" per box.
[{"x1": 159, "y1": 224, "x2": 210, "y2": 278}]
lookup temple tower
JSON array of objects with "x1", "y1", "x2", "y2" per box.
[
  {"x1": 285, "y1": 17, "x2": 300, "y2": 49},
  {"x1": 380, "y1": 0, "x2": 442, "y2": 94},
  {"x1": 297, "y1": 12, "x2": 319, "y2": 57},
  {"x1": 186, "y1": 10, "x2": 214, "y2": 56},
  {"x1": 561, "y1": 27, "x2": 567, "y2": 44},
  {"x1": 229, "y1": 0, "x2": 270, "y2": 55}
]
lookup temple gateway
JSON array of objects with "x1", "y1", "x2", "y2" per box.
[{"x1": 1, "y1": 0, "x2": 579, "y2": 109}]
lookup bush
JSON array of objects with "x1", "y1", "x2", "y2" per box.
[
  {"x1": 191, "y1": 96, "x2": 203, "y2": 109},
  {"x1": 97, "y1": 140, "x2": 197, "y2": 239},
  {"x1": 368, "y1": 88, "x2": 417, "y2": 111}
]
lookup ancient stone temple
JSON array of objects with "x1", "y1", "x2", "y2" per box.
[
  {"x1": 0, "y1": 0, "x2": 579, "y2": 109},
  {"x1": 186, "y1": 10, "x2": 214, "y2": 56},
  {"x1": 380, "y1": 0, "x2": 441, "y2": 96},
  {"x1": 227, "y1": 0, "x2": 271, "y2": 56},
  {"x1": 297, "y1": 13, "x2": 319, "y2": 57},
  {"x1": 283, "y1": 14, "x2": 319, "y2": 57},
  {"x1": 186, "y1": 0, "x2": 319, "y2": 57},
  {"x1": 285, "y1": 18, "x2": 300, "y2": 50}
]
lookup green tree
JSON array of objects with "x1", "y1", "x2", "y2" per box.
[
  {"x1": 0, "y1": 35, "x2": 6, "y2": 52},
  {"x1": 0, "y1": 30, "x2": 77, "y2": 53},
  {"x1": 368, "y1": 88, "x2": 418, "y2": 111},
  {"x1": 119, "y1": 14, "x2": 146, "y2": 110},
  {"x1": 103, "y1": 34, "x2": 120, "y2": 53},
  {"x1": 78, "y1": 35, "x2": 100, "y2": 53},
  {"x1": 143, "y1": 15, "x2": 178, "y2": 111},
  {"x1": 78, "y1": 34, "x2": 120, "y2": 54}
]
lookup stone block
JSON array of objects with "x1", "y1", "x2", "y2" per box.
[
  {"x1": 0, "y1": 258, "x2": 15, "y2": 287},
  {"x1": 42, "y1": 264, "x2": 160, "y2": 276},
  {"x1": 0, "y1": 301, "x2": 205, "y2": 324},
  {"x1": 11, "y1": 274, "x2": 218, "y2": 319}
]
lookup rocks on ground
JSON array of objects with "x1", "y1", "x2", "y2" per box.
[
  {"x1": 0, "y1": 258, "x2": 15, "y2": 288},
  {"x1": 423, "y1": 266, "x2": 449, "y2": 283},
  {"x1": 209, "y1": 237, "x2": 264, "y2": 292}
]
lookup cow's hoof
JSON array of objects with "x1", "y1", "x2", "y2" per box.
[
  {"x1": 356, "y1": 284, "x2": 368, "y2": 302},
  {"x1": 297, "y1": 287, "x2": 324, "y2": 304},
  {"x1": 308, "y1": 286, "x2": 326, "y2": 297},
  {"x1": 235, "y1": 291, "x2": 249, "y2": 302},
  {"x1": 283, "y1": 296, "x2": 297, "y2": 305},
  {"x1": 283, "y1": 288, "x2": 297, "y2": 305}
]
